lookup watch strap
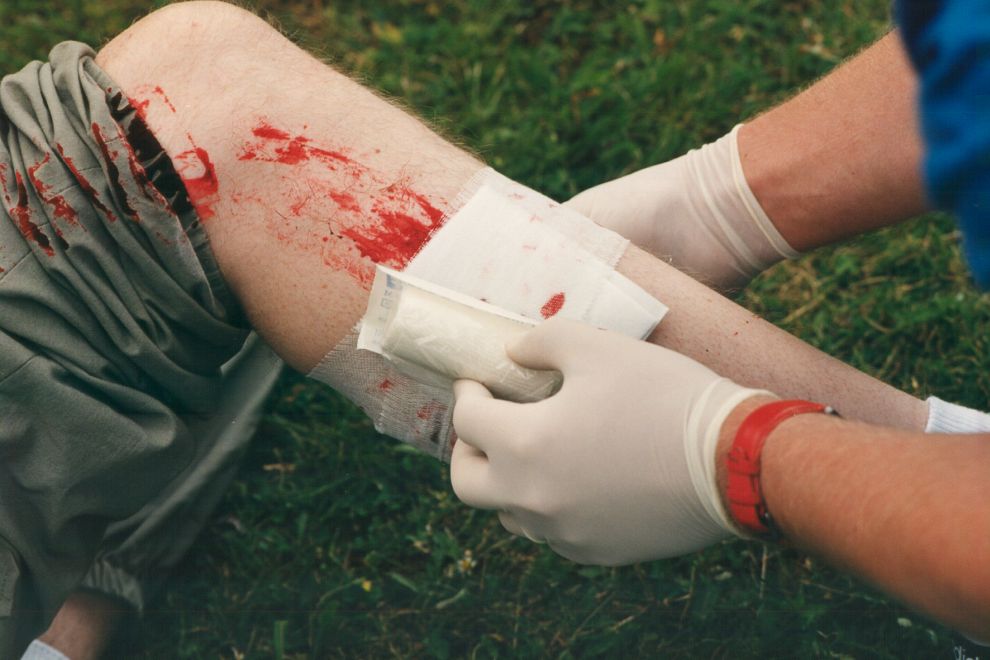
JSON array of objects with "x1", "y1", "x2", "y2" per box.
[{"x1": 726, "y1": 399, "x2": 835, "y2": 539}]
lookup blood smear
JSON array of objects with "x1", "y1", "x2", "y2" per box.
[
  {"x1": 27, "y1": 154, "x2": 79, "y2": 226},
  {"x1": 174, "y1": 146, "x2": 219, "y2": 220},
  {"x1": 10, "y1": 172, "x2": 53, "y2": 256}
]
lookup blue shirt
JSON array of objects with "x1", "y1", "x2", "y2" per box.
[{"x1": 897, "y1": 1, "x2": 990, "y2": 288}]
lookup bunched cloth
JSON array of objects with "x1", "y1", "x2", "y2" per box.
[{"x1": 0, "y1": 41, "x2": 255, "y2": 650}]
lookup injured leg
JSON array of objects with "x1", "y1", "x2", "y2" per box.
[{"x1": 96, "y1": 1, "x2": 925, "y2": 431}]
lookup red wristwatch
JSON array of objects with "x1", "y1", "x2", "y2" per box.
[{"x1": 725, "y1": 399, "x2": 837, "y2": 539}]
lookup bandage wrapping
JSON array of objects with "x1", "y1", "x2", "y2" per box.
[
  {"x1": 359, "y1": 267, "x2": 562, "y2": 403},
  {"x1": 309, "y1": 168, "x2": 668, "y2": 460}
]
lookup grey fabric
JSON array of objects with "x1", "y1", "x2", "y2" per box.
[
  {"x1": 79, "y1": 332, "x2": 282, "y2": 613},
  {"x1": 0, "y1": 41, "x2": 280, "y2": 651}
]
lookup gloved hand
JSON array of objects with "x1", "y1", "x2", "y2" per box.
[
  {"x1": 450, "y1": 318, "x2": 770, "y2": 566},
  {"x1": 565, "y1": 125, "x2": 799, "y2": 291}
]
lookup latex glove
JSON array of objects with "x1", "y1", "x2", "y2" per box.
[
  {"x1": 450, "y1": 318, "x2": 769, "y2": 566},
  {"x1": 565, "y1": 125, "x2": 799, "y2": 291}
]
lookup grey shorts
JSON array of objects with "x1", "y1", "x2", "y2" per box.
[{"x1": 0, "y1": 41, "x2": 281, "y2": 650}]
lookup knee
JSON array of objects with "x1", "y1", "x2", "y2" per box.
[{"x1": 96, "y1": 1, "x2": 281, "y2": 88}]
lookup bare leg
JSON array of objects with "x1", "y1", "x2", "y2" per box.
[
  {"x1": 621, "y1": 246, "x2": 926, "y2": 430},
  {"x1": 36, "y1": 592, "x2": 124, "y2": 660},
  {"x1": 41, "y1": 3, "x2": 926, "y2": 654}
]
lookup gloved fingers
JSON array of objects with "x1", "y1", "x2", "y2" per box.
[
  {"x1": 498, "y1": 511, "x2": 546, "y2": 544},
  {"x1": 452, "y1": 379, "x2": 524, "y2": 455},
  {"x1": 449, "y1": 433, "x2": 504, "y2": 510},
  {"x1": 506, "y1": 317, "x2": 609, "y2": 372},
  {"x1": 496, "y1": 510, "x2": 525, "y2": 537}
]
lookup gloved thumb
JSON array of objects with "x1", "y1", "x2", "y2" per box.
[{"x1": 506, "y1": 317, "x2": 601, "y2": 372}]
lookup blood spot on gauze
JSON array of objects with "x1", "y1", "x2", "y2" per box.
[
  {"x1": 416, "y1": 400, "x2": 447, "y2": 421},
  {"x1": 378, "y1": 379, "x2": 393, "y2": 391},
  {"x1": 540, "y1": 292, "x2": 566, "y2": 319}
]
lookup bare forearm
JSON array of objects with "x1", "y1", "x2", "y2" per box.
[
  {"x1": 717, "y1": 398, "x2": 990, "y2": 638},
  {"x1": 618, "y1": 245, "x2": 927, "y2": 431},
  {"x1": 740, "y1": 31, "x2": 927, "y2": 251}
]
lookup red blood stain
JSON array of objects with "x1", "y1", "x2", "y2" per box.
[
  {"x1": 92, "y1": 122, "x2": 139, "y2": 221},
  {"x1": 130, "y1": 96, "x2": 151, "y2": 115},
  {"x1": 540, "y1": 292, "x2": 566, "y2": 319},
  {"x1": 378, "y1": 379, "x2": 393, "y2": 391},
  {"x1": 231, "y1": 119, "x2": 453, "y2": 286},
  {"x1": 174, "y1": 145, "x2": 219, "y2": 220},
  {"x1": 239, "y1": 121, "x2": 355, "y2": 168},
  {"x1": 152, "y1": 86, "x2": 176, "y2": 112},
  {"x1": 104, "y1": 97, "x2": 175, "y2": 210},
  {"x1": 329, "y1": 191, "x2": 361, "y2": 214},
  {"x1": 56, "y1": 143, "x2": 117, "y2": 223},
  {"x1": 416, "y1": 401, "x2": 446, "y2": 421},
  {"x1": 116, "y1": 129, "x2": 156, "y2": 202},
  {"x1": 122, "y1": 85, "x2": 217, "y2": 222},
  {"x1": 51, "y1": 225, "x2": 69, "y2": 251},
  {"x1": 27, "y1": 154, "x2": 80, "y2": 227},
  {"x1": 407, "y1": 190, "x2": 444, "y2": 224},
  {"x1": 129, "y1": 85, "x2": 177, "y2": 117},
  {"x1": 10, "y1": 172, "x2": 53, "y2": 256},
  {"x1": 289, "y1": 197, "x2": 310, "y2": 217},
  {"x1": 251, "y1": 123, "x2": 291, "y2": 141},
  {"x1": 342, "y1": 208, "x2": 426, "y2": 267},
  {"x1": 340, "y1": 185, "x2": 447, "y2": 268}
]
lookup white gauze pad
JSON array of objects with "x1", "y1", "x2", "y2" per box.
[
  {"x1": 359, "y1": 267, "x2": 562, "y2": 402},
  {"x1": 309, "y1": 168, "x2": 668, "y2": 460}
]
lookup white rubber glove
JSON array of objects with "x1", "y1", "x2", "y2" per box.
[
  {"x1": 450, "y1": 318, "x2": 770, "y2": 566},
  {"x1": 566, "y1": 125, "x2": 799, "y2": 291}
]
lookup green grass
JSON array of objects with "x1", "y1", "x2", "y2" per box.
[{"x1": 5, "y1": 0, "x2": 987, "y2": 657}]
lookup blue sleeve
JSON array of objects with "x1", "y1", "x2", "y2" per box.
[{"x1": 896, "y1": 1, "x2": 990, "y2": 288}]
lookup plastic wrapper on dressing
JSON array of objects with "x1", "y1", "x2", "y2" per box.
[{"x1": 357, "y1": 266, "x2": 562, "y2": 402}]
